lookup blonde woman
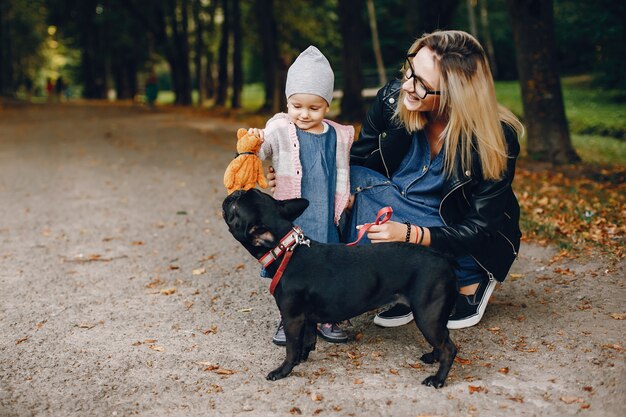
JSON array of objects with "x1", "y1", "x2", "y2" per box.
[{"x1": 348, "y1": 30, "x2": 523, "y2": 329}]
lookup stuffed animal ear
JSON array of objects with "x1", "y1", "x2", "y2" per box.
[
  {"x1": 237, "y1": 128, "x2": 248, "y2": 140},
  {"x1": 277, "y1": 198, "x2": 309, "y2": 222}
]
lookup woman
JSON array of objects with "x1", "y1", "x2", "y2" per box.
[{"x1": 348, "y1": 30, "x2": 523, "y2": 329}]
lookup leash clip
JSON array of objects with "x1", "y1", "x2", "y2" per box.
[{"x1": 292, "y1": 226, "x2": 310, "y2": 249}]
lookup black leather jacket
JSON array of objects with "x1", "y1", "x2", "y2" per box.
[{"x1": 350, "y1": 80, "x2": 521, "y2": 282}]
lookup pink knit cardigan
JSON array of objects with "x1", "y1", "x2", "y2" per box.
[{"x1": 258, "y1": 113, "x2": 354, "y2": 225}]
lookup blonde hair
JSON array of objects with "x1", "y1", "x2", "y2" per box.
[{"x1": 395, "y1": 30, "x2": 523, "y2": 180}]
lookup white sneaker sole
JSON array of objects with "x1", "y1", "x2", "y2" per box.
[
  {"x1": 447, "y1": 279, "x2": 496, "y2": 330},
  {"x1": 373, "y1": 312, "x2": 414, "y2": 328}
]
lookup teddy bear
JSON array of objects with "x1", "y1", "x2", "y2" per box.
[{"x1": 223, "y1": 128, "x2": 268, "y2": 195}]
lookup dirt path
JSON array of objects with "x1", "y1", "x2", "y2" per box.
[{"x1": 0, "y1": 103, "x2": 624, "y2": 417}]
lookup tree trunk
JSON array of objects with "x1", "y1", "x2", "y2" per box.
[
  {"x1": 231, "y1": 0, "x2": 243, "y2": 108},
  {"x1": 407, "y1": 0, "x2": 459, "y2": 35},
  {"x1": 215, "y1": 0, "x2": 230, "y2": 107},
  {"x1": 255, "y1": 0, "x2": 283, "y2": 113},
  {"x1": 338, "y1": 0, "x2": 366, "y2": 122},
  {"x1": 466, "y1": 0, "x2": 478, "y2": 37},
  {"x1": 193, "y1": 0, "x2": 205, "y2": 106},
  {"x1": 478, "y1": 0, "x2": 498, "y2": 78},
  {"x1": 366, "y1": 0, "x2": 386, "y2": 86},
  {"x1": 507, "y1": 0, "x2": 580, "y2": 164},
  {"x1": 204, "y1": 0, "x2": 217, "y2": 99}
]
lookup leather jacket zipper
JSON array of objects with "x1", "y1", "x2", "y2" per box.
[{"x1": 438, "y1": 177, "x2": 496, "y2": 280}]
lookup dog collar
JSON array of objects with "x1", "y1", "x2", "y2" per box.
[{"x1": 258, "y1": 226, "x2": 309, "y2": 269}]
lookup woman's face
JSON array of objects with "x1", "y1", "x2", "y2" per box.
[{"x1": 401, "y1": 47, "x2": 441, "y2": 113}]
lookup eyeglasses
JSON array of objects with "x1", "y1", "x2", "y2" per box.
[{"x1": 403, "y1": 53, "x2": 441, "y2": 99}]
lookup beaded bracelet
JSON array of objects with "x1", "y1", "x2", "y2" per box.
[{"x1": 404, "y1": 221, "x2": 411, "y2": 243}]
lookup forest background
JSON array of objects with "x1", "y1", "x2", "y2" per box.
[{"x1": 0, "y1": 0, "x2": 625, "y2": 258}]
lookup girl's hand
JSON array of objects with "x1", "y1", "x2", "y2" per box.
[
  {"x1": 356, "y1": 221, "x2": 406, "y2": 243},
  {"x1": 267, "y1": 166, "x2": 276, "y2": 194},
  {"x1": 247, "y1": 127, "x2": 264, "y2": 140}
]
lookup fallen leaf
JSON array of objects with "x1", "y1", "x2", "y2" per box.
[
  {"x1": 16, "y1": 336, "x2": 29, "y2": 345},
  {"x1": 509, "y1": 273, "x2": 524, "y2": 279},
  {"x1": 203, "y1": 326, "x2": 218, "y2": 335},
  {"x1": 289, "y1": 407, "x2": 302, "y2": 415},
  {"x1": 408, "y1": 363, "x2": 422, "y2": 369},
  {"x1": 214, "y1": 368, "x2": 236, "y2": 375},
  {"x1": 149, "y1": 345, "x2": 164, "y2": 352},
  {"x1": 508, "y1": 396, "x2": 524, "y2": 403},
  {"x1": 132, "y1": 341, "x2": 142, "y2": 346},
  {"x1": 455, "y1": 357, "x2": 472, "y2": 365},
  {"x1": 144, "y1": 338, "x2": 157, "y2": 343},
  {"x1": 468, "y1": 385, "x2": 485, "y2": 394},
  {"x1": 160, "y1": 287, "x2": 177, "y2": 295},
  {"x1": 235, "y1": 264, "x2": 245, "y2": 272},
  {"x1": 310, "y1": 393, "x2": 323, "y2": 402},
  {"x1": 76, "y1": 323, "x2": 95, "y2": 329},
  {"x1": 192, "y1": 268, "x2": 206, "y2": 276},
  {"x1": 354, "y1": 378, "x2": 364, "y2": 384},
  {"x1": 580, "y1": 403, "x2": 591, "y2": 409},
  {"x1": 354, "y1": 332, "x2": 363, "y2": 342},
  {"x1": 609, "y1": 313, "x2": 626, "y2": 320},
  {"x1": 237, "y1": 308, "x2": 253, "y2": 313},
  {"x1": 498, "y1": 367, "x2": 510, "y2": 374},
  {"x1": 131, "y1": 241, "x2": 144, "y2": 246},
  {"x1": 582, "y1": 386, "x2": 593, "y2": 392},
  {"x1": 389, "y1": 369, "x2": 399, "y2": 375},
  {"x1": 601, "y1": 343, "x2": 624, "y2": 352},
  {"x1": 560, "y1": 396, "x2": 582, "y2": 404}
]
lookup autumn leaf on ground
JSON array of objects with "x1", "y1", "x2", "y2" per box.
[
  {"x1": 160, "y1": 287, "x2": 176, "y2": 295},
  {"x1": 560, "y1": 396, "x2": 583, "y2": 404},
  {"x1": 203, "y1": 325, "x2": 218, "y2": 335},
  {"x1": 148, "y1": 345, "x2": 164, "y2": 352},
  {"x1": 468, "y1": 385, "x2": 486, "y2": 394},
  {"x1": 192, "y1": 268, "x2": 206, "y2": 276},
  {"x1": 609, "y1": 313, "x2": 626, "y2": 320},
  {"x1": 455, "y1": 356, "x2": 472, "y2": 365},
  {"x1": 15, "y1": 336, "x2": 29, "y2": 345}
]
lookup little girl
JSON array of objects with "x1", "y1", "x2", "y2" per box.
[{"x1": 251, "y1": 46, "x2": 354, "y2": 346}]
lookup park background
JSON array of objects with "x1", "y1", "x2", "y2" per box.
[{"x1": 0, "y1": 1, "x2": 625, "y2": 416}]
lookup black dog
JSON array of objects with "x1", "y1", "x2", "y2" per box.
[{"x1": 222, "y1": 189, "x2": 458, "y2": 388}]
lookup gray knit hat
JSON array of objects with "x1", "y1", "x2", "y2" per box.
[{"x1": 285, "y1": 46, "x2": 334, "y2": 105}]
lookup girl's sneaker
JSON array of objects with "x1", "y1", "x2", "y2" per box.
[
  {"x1": 316, "y1": 323, "x2": 348, "y2": 343},
  {"x1": 272, "y1": 320, "x2": 286, "y2": 346},
  {"x1": 373, "y1": 303, "x2": 414, "y2": 327}
]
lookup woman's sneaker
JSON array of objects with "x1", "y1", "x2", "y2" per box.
[
  {"x1": 373, "y1": 303, "x2": 414, "y2": 327},
  {"x1": 317, "y1": 323, "x2": 348, "y2": 343},
  {"x1": 447, "y1": 278, "x2": 496, "y2": 329},
  {"x1": 272, "y1": 320, "x2": 286, "y2": 346}
]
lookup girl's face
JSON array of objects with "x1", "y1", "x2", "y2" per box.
[
  {"x1": 286, "y1": 94, "x2": 330, "y2": 133},
  {"x1": 401, "y1": 47, "x2": 441, "y2": 113}
]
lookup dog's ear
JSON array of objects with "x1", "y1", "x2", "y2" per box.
[{"x1": 277, "y1": 198, "x2": 309, "y2": 221}]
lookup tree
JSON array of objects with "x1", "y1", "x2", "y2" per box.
[
  {"x1": 231, "y1": 0, "x2": 243, "y2": 108},
  {"x1": 215, "y1": 0, "x2": 229, "y2": 106},
  {"x1": 338, "y1": 0, "x2": 366, "y2": 122},
  {"x1": 406, "y1": 0, "x2": 460, "y2": 35},
  {"x1": 507, "y1": 0, "x2": 579, "y2": 163},
  {"x1": 253, "y1": 0, "x2": 285, "y2": 113}
]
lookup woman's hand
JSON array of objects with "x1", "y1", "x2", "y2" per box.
[{"x1": 357, "y1": 221, "x2": 406, "y2": 243}]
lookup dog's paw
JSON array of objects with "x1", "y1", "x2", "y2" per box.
[
  {"x1": 420, "y1": 352, "x2": 437, "y2": 364},
  {"x1": 266, "y1": 367, "x2": 290, "y2": 381},
  {"x1": 422, "y1": 375, "x2": 445, "y2": 388}
]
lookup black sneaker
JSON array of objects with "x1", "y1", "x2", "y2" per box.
[
  {"x1": 272, "y1": 320, "x2": 286, "y2": 346},
  {"x1": 316, "y1": 323, "x2": 348, "y2": 343},
  {"x1": 373, "y1": 303, "x2": 414, "y2": 327},
  {"x1": 447, "y1": 278, "x2": 496, "y2": 329}
]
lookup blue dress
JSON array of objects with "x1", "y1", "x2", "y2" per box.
[
  {"x1": 296, "y1": 124, "x2": 340, "y2": 244},
  {"x1": 347, "y1": 131, "x2": 485, "y2": 287},
  {"x1": 260, "y1": 124, "x2": 339, "y2": 279}
]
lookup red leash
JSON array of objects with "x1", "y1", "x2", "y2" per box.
[
  {"x1": 346, "y1": 206, "x2": 393, "y2": 246},
  {"x1": 267, "y1": 207, "x2": 393, "y2": 295}
]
